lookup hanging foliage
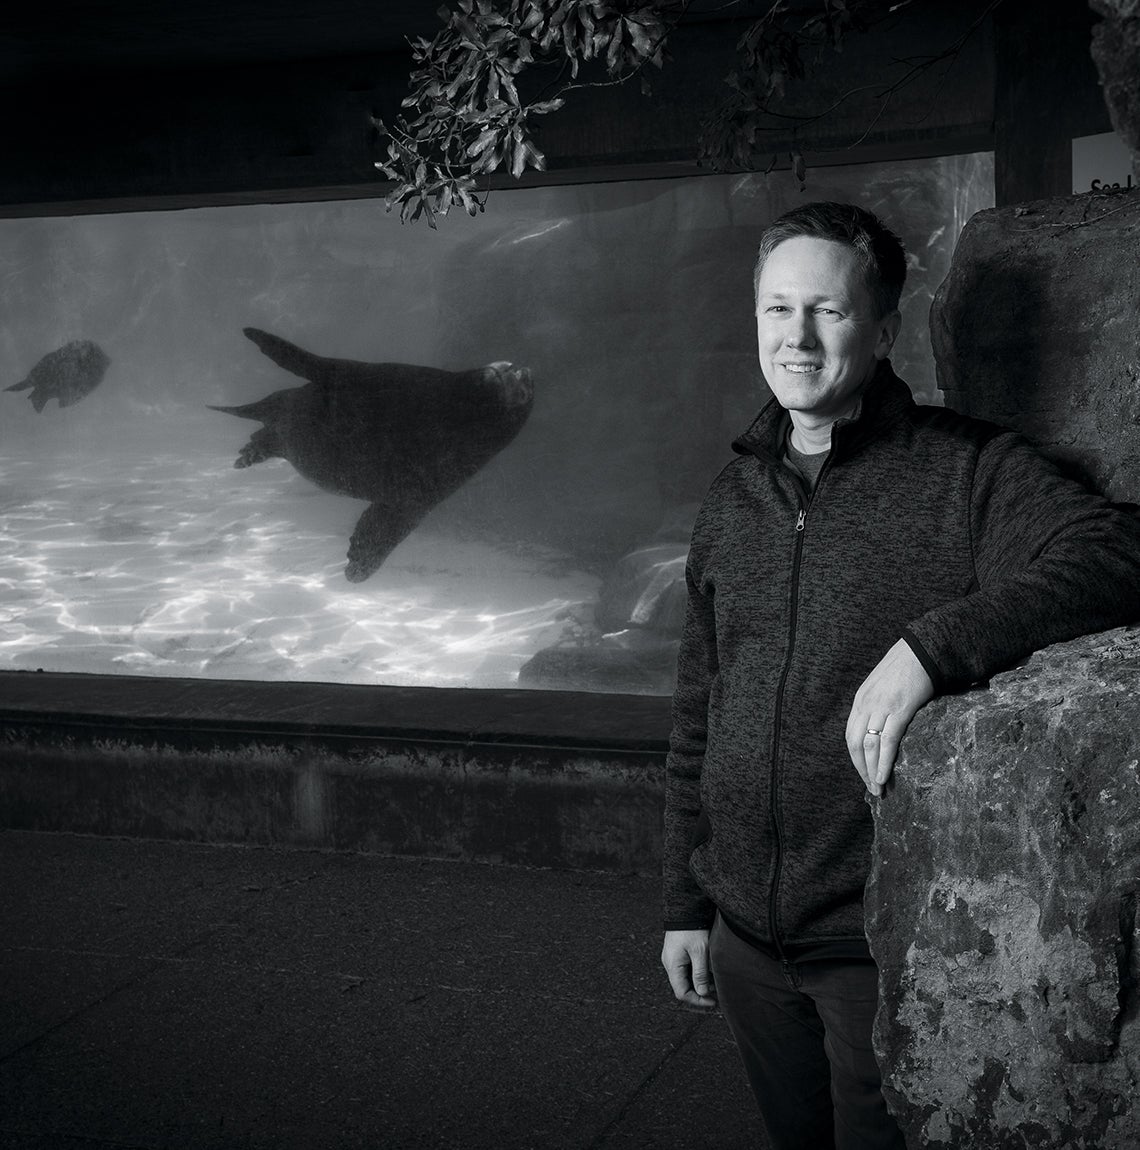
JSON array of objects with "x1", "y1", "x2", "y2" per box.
[
  {"x1": 374, "y1": 0, "x2": 685, "y2": 225},
  {"x1": 373, "y1": 0, "x2": 986, "y2": 225}
]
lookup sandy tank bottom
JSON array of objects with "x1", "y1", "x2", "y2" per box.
[{"x1": 0, "y1": 417, "x2": 600, "y2": 689}]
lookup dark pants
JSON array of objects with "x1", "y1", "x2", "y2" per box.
[{"x1": 709, "y1": 914, "x2": 907, "y2": 1150}]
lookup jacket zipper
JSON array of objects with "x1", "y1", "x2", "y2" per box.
[
  {"x1": 754, "y1": 428, "x2": 843, "y2": 962},
  {"x1": 768, "y1": 484, "x2": 809, "y2": 962}
]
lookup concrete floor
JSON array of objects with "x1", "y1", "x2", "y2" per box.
[{"x1": 0, "y1": 831, "x2": 767, "y2": 1149}]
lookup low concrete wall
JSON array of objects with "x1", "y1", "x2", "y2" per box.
[{"x1": 0, "y1": 672, "x2": 671, "y2": 874}]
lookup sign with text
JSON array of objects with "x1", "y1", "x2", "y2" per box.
[{"x1": 1072, "y1": 131, "x2": 1134, "y2": 193}]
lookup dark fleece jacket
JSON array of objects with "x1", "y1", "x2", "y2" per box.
[{"x1": 662, "y1": 362, "x2": 1140, "y2": 957}]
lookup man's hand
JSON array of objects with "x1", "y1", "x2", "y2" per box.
[
  {"x1": 846, "y1": 638, "x2": 934, "y2": 797},
  {"x1": 661, "y1": 929, "x2": 717, "y2": 1008}
]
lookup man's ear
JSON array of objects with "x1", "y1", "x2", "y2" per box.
[{"x1": 875, "y1": 310, "x2": 902, "y2": 360}]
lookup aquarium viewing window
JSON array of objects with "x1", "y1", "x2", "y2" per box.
[{"x1": 0, "y1": 154, "x2": 993, "y2": 696}]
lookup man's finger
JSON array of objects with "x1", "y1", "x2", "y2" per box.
[
  {"x1": 665, "y1": 961, "x2": 691, "y2": 1002},
  {"x1": 691, "y1": 948, "x2": 715, "y2": 998},
  {"x1": 862, "y1": 727, "x2": 882, "y2": 794},
  {"x1": 850, "y1": 715, "x2": 887, "y2": 795},
  {"x1": 845, "y1": 720, "x2": 871, "y2": 788},
  {"x1": 875, "y1": 728, "x2": 902, "y2": 786},
  {"x1": 666, "y1": 962, "x2": 716, "y2": 1008}
]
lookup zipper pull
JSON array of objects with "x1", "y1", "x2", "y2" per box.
[{"x1": 795, "y1": 509, "x2": 806, "y2": 532}]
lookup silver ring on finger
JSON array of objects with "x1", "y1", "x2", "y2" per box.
[{"x1": 865, "y1": 728, "x2": 883, "y2": 737}]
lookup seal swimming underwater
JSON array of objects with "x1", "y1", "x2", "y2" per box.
[
  {"x1": 5, "y1": 340, "x2": 110, "y2": 412},
  {"x1": 211, "y1": 326, "x2": 535, "y2": 582}
]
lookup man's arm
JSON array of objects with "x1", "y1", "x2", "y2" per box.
[
  {"x1": 908, "y1": 435, "x2": 1140, "y2": 684},
  {"x1": 847, "y1": 434, "x2": 1140, "y2": 793},
  {"x1": 662, "y1": 564, "x2": 719, "y2": 1000}
]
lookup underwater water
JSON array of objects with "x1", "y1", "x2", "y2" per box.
[
  {"x1": 0, "y1": 416, "x2": 598, "y2": 687},
  {"x1": 0, "y1": 155, "x2": 993, "y2": 693}
]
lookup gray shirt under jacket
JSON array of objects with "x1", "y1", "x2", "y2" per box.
[
  {"x1": 783, "y1": 433, "x2": 827, "y2": 493},
  {"x1": 663, "y1": 360, "x2": 1140, "y2": 963}
]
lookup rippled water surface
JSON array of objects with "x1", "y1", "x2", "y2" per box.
[{"x1": 0, "y1": 416, "x2": 598, "y2": 686}]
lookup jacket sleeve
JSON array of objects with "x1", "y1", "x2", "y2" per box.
[
  {"x1": 904, "y1": 433, "x2": 1140, "y2": 689},
  {"x1": 662, "y1": 561, "x2": 719, "y2": 931}
]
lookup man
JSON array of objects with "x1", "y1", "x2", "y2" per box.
[{"x1": 660, "y1": 201, "x2": 1140, "y2": 1149}]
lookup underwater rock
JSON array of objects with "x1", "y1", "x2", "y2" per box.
[
  {"x1": 522, "y1": 509, "x2": 695, "y2": 694},
  {"x1": 594, "y1": 541, "x2": 688, "y2": 636},
  {"x1": 517, "y1": 633, "x2": 680, "y2": 695},
  {"x1": 866, "y1": 626, "x2": 1140, "y2": 1149},
  {"x1": 5, "y1": 340, "x2": 111, "y2": 413},
  {"x1": 212, "y1": 327, "x2": 534, "y2": 582}
]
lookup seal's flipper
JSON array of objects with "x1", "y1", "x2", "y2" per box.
[
  {"x1": 234, "y1": 427, "x2": 282, "y2": 469},
  {"x1": 243, "y1": 327, "x2": 328, "y2": 382},
  {"x1": 209, "y1": 397, "x2": 280, "y2": 422},
  {"x1": 345, "y1": 498, "x2": 434, "y2": 583}
]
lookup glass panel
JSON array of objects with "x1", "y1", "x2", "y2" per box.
[{"x1": 0, "y1": 153, "x2": 993, "y2": 693}]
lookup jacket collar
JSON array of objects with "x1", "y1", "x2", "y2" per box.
[{"x1": 731, "y1": 359, "x2": 915, "y2": 464}]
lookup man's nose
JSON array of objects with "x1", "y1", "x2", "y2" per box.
[{"x1": 786, "y1": 312, "x2": 818, "y2": 347}]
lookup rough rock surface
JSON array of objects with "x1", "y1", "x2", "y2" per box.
[
  {"x1": 866, "y1": 627, "x2": 1140, "y2": 1149},
  {"x1": 930, "y1": 190, "x2": 1140, "y2": 503},
  {"x1": 1090, "y1": 0, "x2": 1140, "y2": 175}
]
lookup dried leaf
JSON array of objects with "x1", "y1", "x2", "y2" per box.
[
  {"x1": 510, "y1": 138, "x2": 527, "y2": 178},
  {"x1": 626, "y1": 17, "x2": 652, "y2": 58},
  {"x1": 465, "y1": 127, "x2": 500, "y2": 157},
  {"x1": 605, "y1": 21, "x2": 623, "y2": 70},
  {"x1": 528, "y1": 97, "x2": 562, "y2": 116}
]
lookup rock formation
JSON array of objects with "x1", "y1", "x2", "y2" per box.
[
  {"x1": 867, "y1": 628, "x2": 1140, "y2": 1148},
  {"x1": 875, "y1": 156, "x2": 1140, "y2": 1144},
  {"x1": 930, "y1": 190, "x2": 1140, "y2": 504},
  {"x1": 1090, "y1": 0, "x2": 1140, "y2": 177}
]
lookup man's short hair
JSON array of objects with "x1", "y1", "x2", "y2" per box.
[{"x1": 753, "y1": 201, "x2": 907, "y2": 319}]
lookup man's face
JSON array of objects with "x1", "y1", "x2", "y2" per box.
[{"x1": 754, "y1": 236, "x2": 900, "y2": 427}]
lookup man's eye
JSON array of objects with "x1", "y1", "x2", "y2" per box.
[
  {"x1": 765, "y1": 305, "x2": 789, "y2": 314},
  {"x1": 815, "y1": 308, "x2": 840, "y2": 316}
]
